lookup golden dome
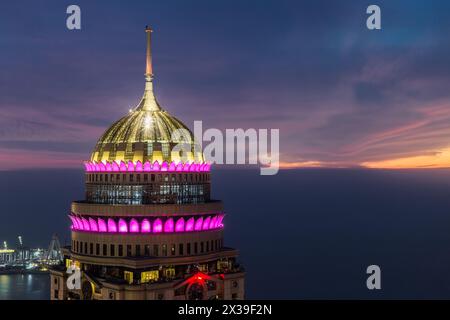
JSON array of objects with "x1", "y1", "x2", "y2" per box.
[{"x1": 90, "y1": 27, "x2": 203, "y2": 164}]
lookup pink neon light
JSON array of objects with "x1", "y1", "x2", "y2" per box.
[
  {"x1": 108, "y1": 218, "x2": 117, "y2": 233},
  {"x1": 194, "y1": 217, "x2": 203, "y2": 231},
  {"x1": 209, "y1": 216, "x2": 217, "y2": 229},
  {"x1": 175, "y1": 218, "x2": 185, "y2": 232},
  {"x1": 70, "y1": 214, "x2": 223, "y2": 234},
  {"x1": 85, "y1": 160, "x2": 210, "y2": 173},
  {"x1": 186, "y1": 217, "x2": 195, "y2": 231},
  {"x1": 153, "y1": 218, "x2": 162, "y2": 233},
  {"x1": 75, "y1": 217, "x2": 84, "y2": 230},
  {"x1": 164, "y1": 218, "x2": 174, "y2": 233},
  {"x1": 130, "y1": 219, "x2": 139, "y2": 233},
  {"x1": 202, "y1": 216, "x2": 211, "y2": 230},
  {"x1": 89, "y1": 218, "x2": 98, "y2": 232},
  {"x1": 98, "y1": 218, "x2": 107, "y2": 232},
  {"x1": 141, "y1": 219, "x2": 151, "y2": 233},
  {"x1": 118, "y1": 219, "x2": 128, "y2": 233},
  {"x1": 81, "y1": 218, "x2": 90, "y2": 231},
  {"x1": 216, "y1": 215, "x2": 224, "y2": 227},
  {"x1": 69, "y1": 216, "x2": 78, "y2": 229}
]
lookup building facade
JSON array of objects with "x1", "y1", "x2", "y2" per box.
[{"x1": 49, "y1": 27, "x2": 245, "y2": 300}]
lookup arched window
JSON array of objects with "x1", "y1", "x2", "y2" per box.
[
  {"x1": 81, "y1": 218, "x2": 90, "y2": 231},
  {"x1": 202, "y1": 216, "x2": 211, "y2": 230},
  {"x1": 89, "y1": 218, "x2": 98, "y2": 232},
  {"x1": 127, "y1": 161, "x2": 135, "y2": 172},
  {"x1": 69, "y1": 216, "x2": 78, "y2": 230},
  {"x1": 216, "y1": 215, "x2": 224, "y2": 228},
  {"x1": 118, "y1": 219, "x2": 128, "y2": 233},
  {"x1": 130, "y1": 219, "x2": 139, "y2": 233},
  {"x1": 175, "y1": 218, "x2": 185, "y2": 232},
  {"x1": 98, "y1": 218, "x2": 107, "y2": 232},
  {"x1": 153, "y1": 218, "x2": 162, "y2": 233},
  {"x1": 75, "y1": 217, "x2": 84, "y2": 230},
  {"x1": 185, "y1": 217, "x2": 195, "y2": 232},
  {"x1": 209, "y1": 216, "x2": 217, "y2": 229},
  {"x1": 135, "y1": 161, "x2": 143, "y2": 172},
  {"x1": 194, "y1": 217, "x2": 203, "y2": 231},
  {"x1": 108, "y1": 218, "x2": 117, "y2": 233},
  {"x1": 141, "y1": 219, "x2": 151, "y2": 233},
  {"x1": 164, "y1": 218, "x2": 174, "y2": 233}
]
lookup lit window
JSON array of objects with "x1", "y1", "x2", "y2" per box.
[
  {"x1": 124, "y1": 271, "x2": 133, "y2": 284},
  {"x1": 141, "y1": 270, "x2": 159, "y2": 283}
]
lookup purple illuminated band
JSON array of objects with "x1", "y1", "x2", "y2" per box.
[
  {"x1": 84, "y1": 160, "x2": 211, "y2": 173},
  {"x1": 69, "y1": 214, "x2": 224, "y2": 234}
]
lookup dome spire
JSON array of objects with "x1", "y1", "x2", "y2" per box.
[
  {"x1": 145, "y1": 25, "x2": 153, "y2": 78},
  {"x1": 139, "y1": 25, "x2": 160, "y2": 112}
]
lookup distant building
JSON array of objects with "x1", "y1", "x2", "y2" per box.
[
  {"x1": 50, "y1": 27, "x2": 245, "y2": 300},
  {"x1": 0, "y1": 249, "x2": 15, "y2": 264}
]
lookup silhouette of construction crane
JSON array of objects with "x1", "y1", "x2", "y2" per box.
[{"x1": 46, "y1": 234, "x2": 63, "y2": 262}]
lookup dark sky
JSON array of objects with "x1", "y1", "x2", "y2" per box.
[{"x1": 1, "y1": 0, "x2": 450, "y2": 169}]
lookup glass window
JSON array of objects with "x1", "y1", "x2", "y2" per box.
[
  {"x1": 136, "y1": 245, "x2": 141, "y2": 257},
  {"x1": 141, "y1": 270, "x2": 159, "y2": 283},
  {"x1": 124, "y1": 271, "x2": 133, "y2": 284}
]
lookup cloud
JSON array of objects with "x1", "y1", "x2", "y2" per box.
[{"x1": 2, "y1": 0, "x2": 450, "y2": 170}]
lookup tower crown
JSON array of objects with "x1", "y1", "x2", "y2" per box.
[{"x1": 90, "y1": 27, "x2": 203, "y2": 164}]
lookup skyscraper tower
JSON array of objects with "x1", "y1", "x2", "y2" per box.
[{"x1": 49, "y1": 27, "x2": 245, "y2": 300}]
